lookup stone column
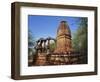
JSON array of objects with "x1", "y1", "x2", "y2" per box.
[
  {"x1": 46, "y1": 38, "x2": 50, "y2": 54},
  {"x1": 39, "y1": 40, "x2": 43, "y2": 53},
  {"x1": 43, "y1": 40, "x2": 46, "y2": 52},
  {"x1": 36, "y1": 40, "x2": 39, "y2": 53}
]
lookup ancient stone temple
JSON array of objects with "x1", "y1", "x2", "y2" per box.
[
  {"x1": 33, "y1": 21, "x2": 83, "y2": 66},
  {"x1": 48, "y1": 21, "x2": 73, "y2": 65},
  {"x1": 54, "y1": 21, "x2": 72, "y2": 53}
]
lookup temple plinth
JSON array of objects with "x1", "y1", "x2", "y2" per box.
[{"x1": 54, "y1": 21, "x2": 72, "y2": 53}]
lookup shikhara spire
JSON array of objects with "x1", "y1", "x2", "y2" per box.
[{"x1": 55, "y1": 21, "x2": 72, "y2": 53}]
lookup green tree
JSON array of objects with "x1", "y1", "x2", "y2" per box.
[
  {"x1": 72, "y1": 18, "x2": 87, "y2": 52},
  {"x1": 50, "y1": 42, "x2": 56, "y2": 52},
  {"x1": 28, "y1": 30, "x2": 36, "y2": 56}
]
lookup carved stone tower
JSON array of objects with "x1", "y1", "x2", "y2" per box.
[{"x1": 55, "y1": 21, "x2": 72, "y2": 53}]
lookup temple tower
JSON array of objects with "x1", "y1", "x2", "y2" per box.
[{"x1": 55, "y1": 21, "x2": 72, "y2": 53}]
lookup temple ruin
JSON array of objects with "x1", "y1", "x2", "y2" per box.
[
  {"x1": 55, "y1": 21, "x2": 72, "y2": 53},
  {"x1": 31, "y1": 21, "x2": 86, "y2": 66}
]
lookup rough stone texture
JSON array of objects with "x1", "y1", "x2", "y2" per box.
[
  {"x1": 49, "y1": 21, "x2": 77, "y2": 65},
  {"x1": 54, "y1": 21, "x2": 72, "y2": 53},
  {"x1": 35, "y1": 53, "x2": 47, "y2": 66},
  {"x1": 48, "y1": 53, "x2": 79, "y2": 65}
]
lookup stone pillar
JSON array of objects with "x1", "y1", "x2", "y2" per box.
[
  {"x1": 39, "y1": 40, "x2": 43, "y2": 52},
  {"x1": 46, "y1": 38, "x2": 50, "y2": 54},
  {"x1": 36, "y1": 40, "x2": 39, "y2": 53},
  {"x1": 43, "y1": 40, "x2": 46, "y2": 52}
]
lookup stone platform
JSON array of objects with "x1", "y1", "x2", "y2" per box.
[{"x1": 34, "y1": 52, "x2": 87, "y2": 66}]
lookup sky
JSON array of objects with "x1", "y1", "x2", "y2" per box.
[{"x1": 28, "y1": 15, "x2": 85, "y2": 40}]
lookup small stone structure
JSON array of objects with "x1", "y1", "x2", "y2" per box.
[{"x1": 34, "y1": 37, "x2": 55, "y2": 65}]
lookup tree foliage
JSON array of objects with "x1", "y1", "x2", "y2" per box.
[
  {"x1": 49, "y1": 42, "x2": 56, "y2": 52},
  {"x1": 72, "y1": 18, "x2": 87, "y2": 52},
  {"x1": 28, "y1": 30, "x2": 36, "y2": 56}
]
